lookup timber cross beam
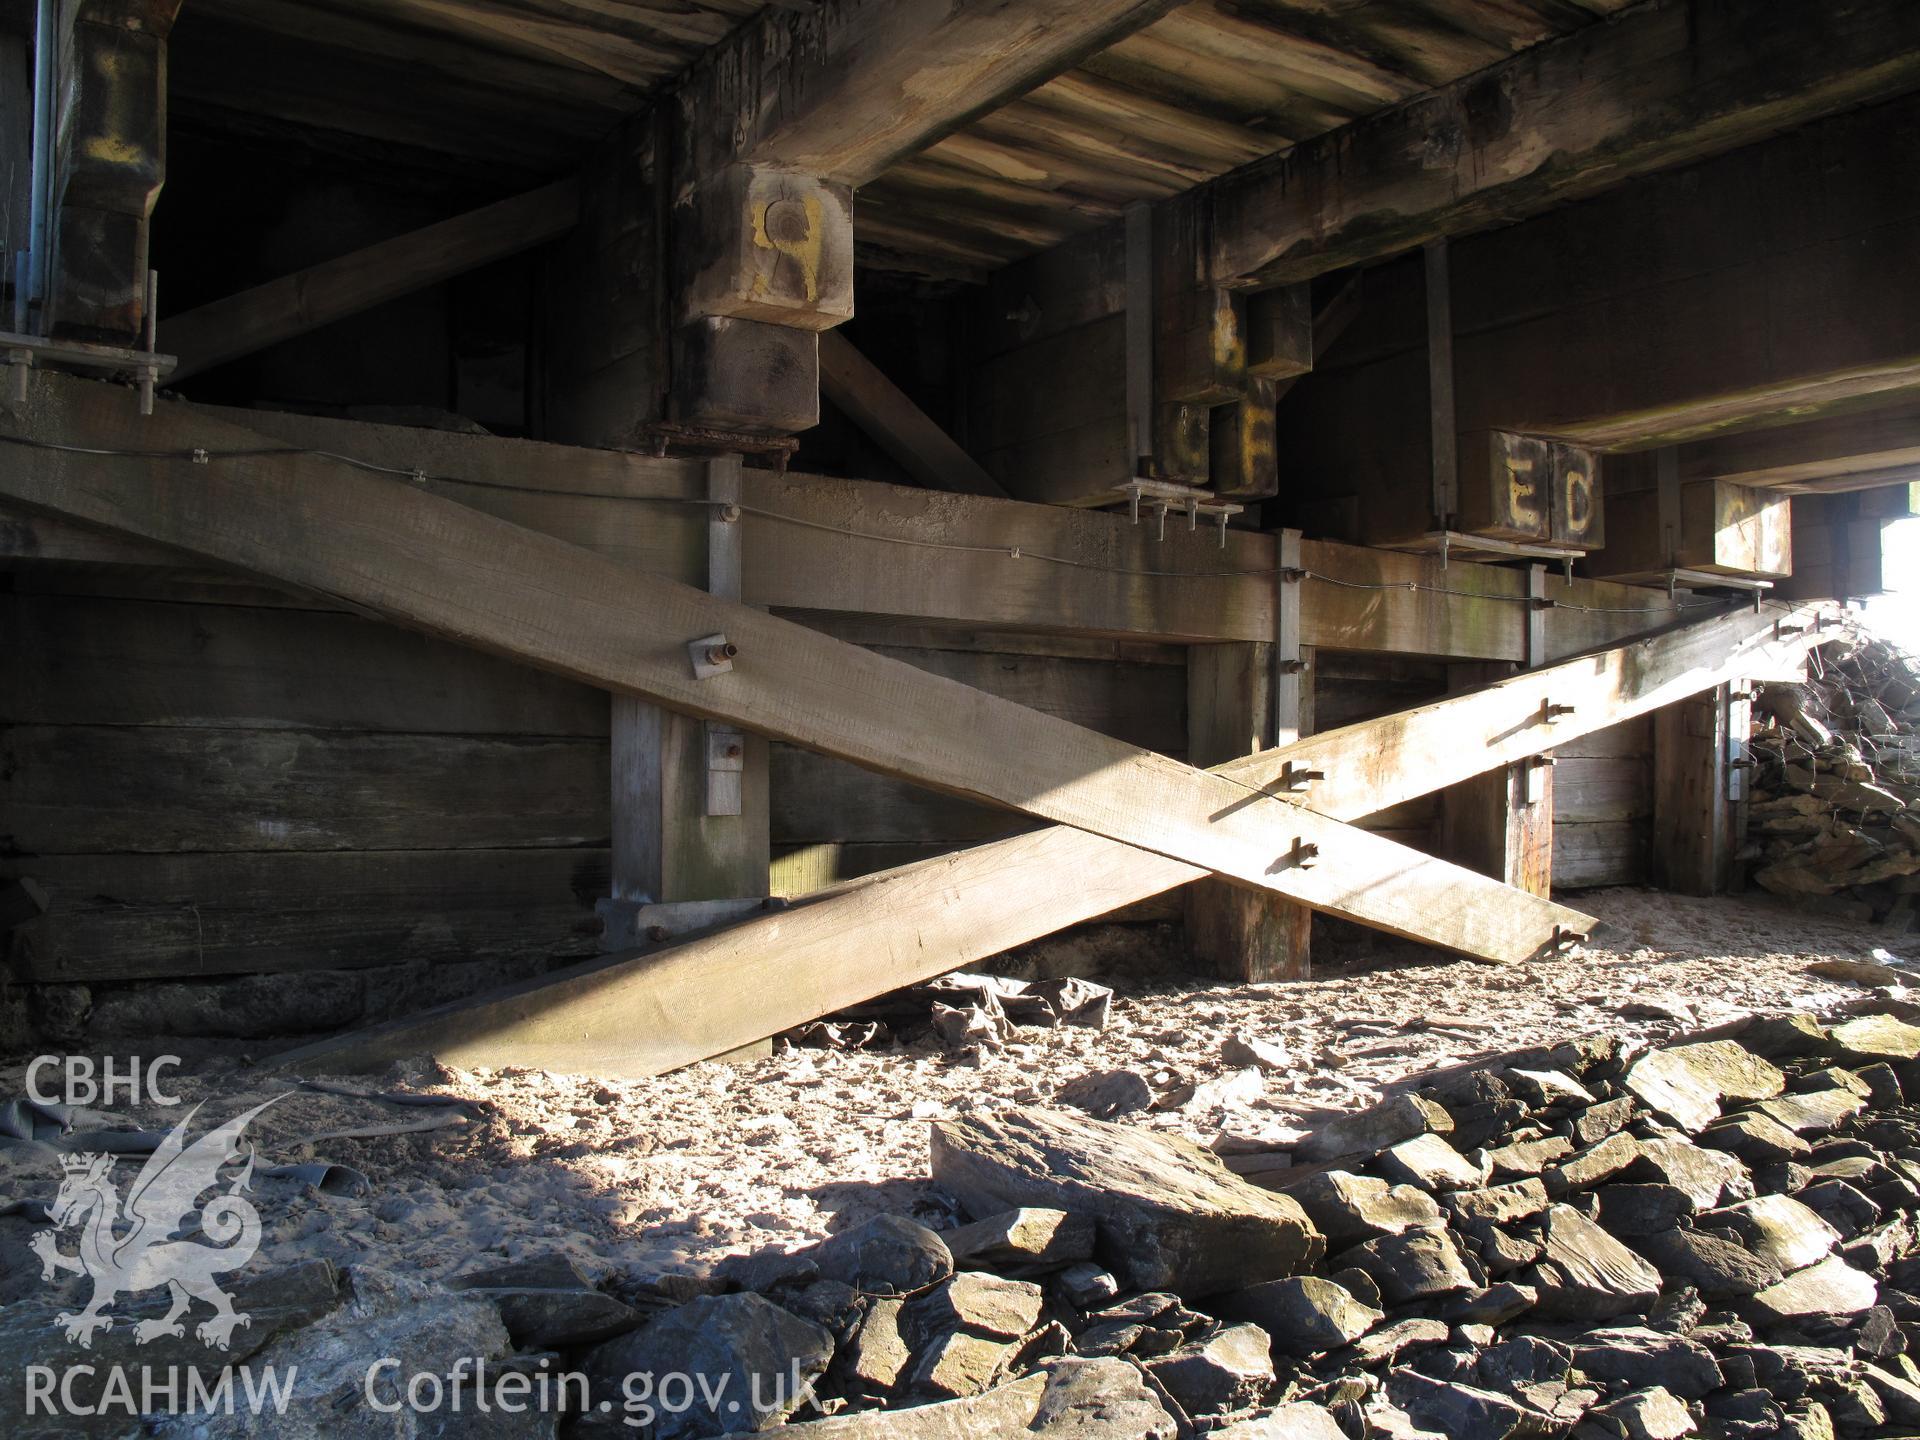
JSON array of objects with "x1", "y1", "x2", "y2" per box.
[
  {"x1": 274, "y1": 598, "x2": 1837, "y2": 1078},
  {"x1": 0, "y1": 372, "x2": 1591, "y2": 970}
]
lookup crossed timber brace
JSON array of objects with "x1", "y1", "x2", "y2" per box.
[
  {"x1": 1, "y1": 374, "x2": 1586, "y2": 945},
  {"x1": 277, "y1": 597, "x2": 1832, "y2": 1077}
]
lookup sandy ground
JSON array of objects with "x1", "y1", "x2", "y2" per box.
[{"x1": 0, "y1": 886, "x2": 1908, "y2": 1308}]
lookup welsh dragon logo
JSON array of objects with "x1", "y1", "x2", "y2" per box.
[{"x1": 28, "y1": 1098, "x2": 280, "y2": 1350}]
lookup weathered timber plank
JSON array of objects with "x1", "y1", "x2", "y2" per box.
[
  {"x1": 0, "y1": 374, "x2": 1587, "y2": 963},
  {"x1": 1553, "y1": 821, "x2": 1648, "y2": 891},
  {"x1": 162, "y1": 179, "x2": 581, "y2": 383},
  {"x1": 3, "y1": 727, "x2": 607, "y2": 855},
  {"x1": 1553, "y1": 756, "x2": 1652, "y2": 825},
  {"x1": 8, "y1": 849, "x2": 606, "y2": 982},
  {"x1": 681, "y1": 0, "x2": 1186, "y2": 188},
  {"x1": 1668, "y1": 398, "x2": 1920, "y2": 492},
  {"x1": 741, "y1": 470, "x2": 1275, "y2": 644},
  {"x1": 1238, "y1": 602, "x2": 1832, "y2": 828},
  {"x1": 0, "y1": 593, "x2": 609, "y2": 734},
  {"x1": 1203, "y1": 0, "x2": 1920, "y2": 287}
]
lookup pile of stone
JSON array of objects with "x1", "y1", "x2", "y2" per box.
[
  {"x1": 724, "y1": 1005, "x2": 1920, "y2": 1437},
  {"x1": 1751, "y1": 631, "x2": 1920, "y2": 926},
  {"x1": 16, "y1": 1007, "x2": 1920, "y2": 1438}
]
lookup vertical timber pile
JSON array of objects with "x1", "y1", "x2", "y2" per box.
[
  {"x1": 1442, "y1": 566, "x2": 1554, "y2": 895},
  {"x1": 1652, "y1": 682, "x2": 1739, "y2": 896},
  {"x1": 1186, "y1": 530, "x2": 1312, "y2": 980}
]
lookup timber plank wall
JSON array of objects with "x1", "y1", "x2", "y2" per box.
[{"x1": 0, "y1": 573, "x2": 1193, "y2": 1036}]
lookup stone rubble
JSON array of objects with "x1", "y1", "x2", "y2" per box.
[{"x1": 11, "y1": 1006, "x2": 1920, "y2": 1437}]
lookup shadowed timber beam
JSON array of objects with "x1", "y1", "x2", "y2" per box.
[
  {"x1": 161, "y1": 179, "x2": 581, "y2": 383},
  {"x1": 0, "y1": 373, "x2": 1590, "y2": 965},
  {"x1": 818, "y1": 330, "x2": 1008, "y2": 496},
  {"x1": 0, "y1": 395, "x2": 1704, "y2": 656},
  {"x1": 1668, "y1": 401, "x2": 1920, "y2": 494},
  {"x1": 1200, "y1": 0, "x2": 1920, "y2": 287},
  {"x1": 678, "y1": 0, "x2": 1189, "y2": 190},
  {"x1": 274, "y1": 598, "x2": 1833, "y2": 1078}
]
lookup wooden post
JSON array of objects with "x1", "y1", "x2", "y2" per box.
[
  {"x1": 1185, "y1": 529, "x2": 1311, "y2": 981},
  {"x1": 604, "y1": 455, "x2": 771, "y2": 1060},
  {"x1": 1425, "y1": 239, "x2": 1457, "y2": 529},
  {"x1": 1441, "y1": 567, "x2": 1554, "y2": 895},
  {"x1": 605, "y1": 453, "x2": 769, "y2": 924},
  {"x1": 1652, "y1": 683, "x2": 1734, "y2": 896}
]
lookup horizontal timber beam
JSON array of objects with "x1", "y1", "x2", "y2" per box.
[
  {"x1": 1665, "y1": 400, "x2": 1920, "y2": 493},
  {"x1": 162, "y1": 179, "x2": 581, "y2": 384},
  {"x1": 0, "y1": 372, "x2": 1590, "y2": 966},
  {"x1": 0, "y1": 396, "x2": 1700, "y2": 656},
  {"x1": 1200, "y1": 0, "x2": 1920, "y2": 288},
  {"x1": 276, "y1": 598, "x2": 1832, "y2": 1078},
  {"x1": 679, "y1": 0, "x2": 1186, "y2": 189}
]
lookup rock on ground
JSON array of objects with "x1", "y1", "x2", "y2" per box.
[{"x1": 930, "y1": 1108, "x2": 1323, "y2": 1297}]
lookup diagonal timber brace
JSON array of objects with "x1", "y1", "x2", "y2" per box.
[
  {"x1": 0, "y1": 374, "x2": 1589, "y2": 967},
  {"x1": 277, "y1": 598, "x2": 1836, "y2": 1078}
]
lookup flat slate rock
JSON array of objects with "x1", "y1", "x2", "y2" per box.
[
  {"x1": 1567, "y1": 1097, "x2": 1638, "y2": 1146},
  {"x1": 931, "y1": 1108, "x2": 1323, "y2": 1298},
  {"x1": 1446, "y1": 1178, "x2": 1550, "y2": 1227},
  {"x1": 756, "y1": 1356, "x2": 1177, "y2": 1438},
  {"x1": 905, "y1": 1272, "x2": 1045, "y2": 1343},
  {"x1": 1711, "y1": 1195, "x2": 1841, "y2": 1273},
  {"x1": 1332, "y1": 1317, "x2": 1452, "y2": 1369},
  {"x1": 838, "y1": 1298, "x2": 912, "y2": 1397},
  {"x1": 1623, "y1": 1042, "x2": 1784, "y2": 1133},
  {"x1": 1145, "y1": 1322, "x2": 1276, "y2": 1417},
  {"x1": 1545, "y1": 1132, "x2": 1643, "y2": 1196},
  {"x1": 1485, "y1": 1136, "x2": 1574, "y2": 1180},
  {"x1": 1286, "y1": 1169, "x2": 1446, "y2": 1247},
  {"x1": 1527, "y1": 1205, "x2": 1663, "y2": 1320},
  {"x1": 1620, "y1": 1136, "x2": 1752, "y2": 1209},
  {"x1": 1829, "y1": 1014, "x2": 1920, "y2": 1062},
  {"x1": 1505, "y1": 1069, "x2": 1597, "y2": 1108},
  {"x1": 909, "y1": 1330, "x2": 1018, "y2": 1399},
  {"x1": 1385, "y1": 1368, "x2": 1544, "y2": 1440},
  {"x1": 943, "y1": 1207, "x2": 1095, "y2": 1276},
  {"x1": 1296, "y1": 1094, "x2": 1454, "y2": 1162},
  {"x1": 1440, "y1": 1283, "x2": 1538, "y2": 1327},
  {"x1": 1748, "y1": 1255, "x2": 1879, "y2": 1324},
  {"x1": 1212, "y1": 1403, "x2": 1349, "y2": 1439},
  {"x1": 1374, "y1": 1133, "x2": 1491, "y2": 1192},
  {"x1": 1756, "y1": 1087, "x2": 1867, "y2": 1135},
  {"x1": 1334, "y1": 1228, "x2": 1476, "y2": 1305},
  {"x1": 1581, "y1": 1385, "x2": 1698, "y2": 1440},
  {"x1": 1635, "y1": 1228, "x2": 1784, "y2": 1301},
  {"x1": 1699, "y1": 1111, "x2": 1813, "y2": 1166},
  {"x1": 1569, "y1": 1327, "x2": 1725, "y2": 1399},
  {"x1": 1212, "y1": 1276, "x2": 1383, "y2": 1357}
]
